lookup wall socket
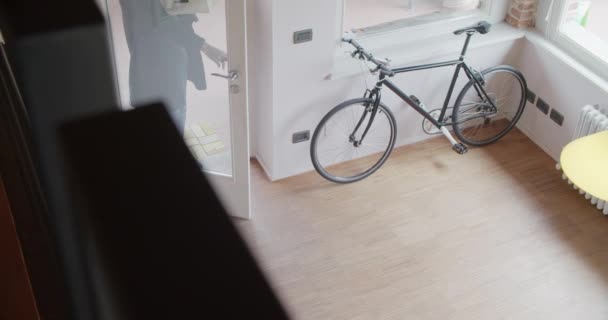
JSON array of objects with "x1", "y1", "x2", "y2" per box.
[
  {"x1": 293, "y1": 29, "x2": 313, "y2": 44},
  {"x1": 526, "y1": 88, "x2": 537, "y2": 104},
  {"x1": 550, "y1": 109, "x2": 564, "y2": 126},
  {"x1": 292, "y1": 130, "x2": 310, "y2": 143},
  {"x1": 536, "y1": 97, "x2": 550, "y2": 115},
  {"x1": 530, "y1": 91, "x2": 564, "y2": 125}
]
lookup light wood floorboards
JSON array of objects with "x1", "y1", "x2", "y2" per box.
[{"x1": 236, "y1": 129, "x2": 608, "y2": 320}]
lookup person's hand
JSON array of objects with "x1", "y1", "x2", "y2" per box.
[{"x1": 201, "y1": 42, "x2": 228, "y2": 69}]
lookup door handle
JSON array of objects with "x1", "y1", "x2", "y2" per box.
[{"x1": 211, "y1": 71, "x2": 238, "y2": 81}]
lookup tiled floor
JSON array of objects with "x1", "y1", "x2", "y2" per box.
[{"x1": 184, "y1": 123, "x2": 232, "y2": 175}]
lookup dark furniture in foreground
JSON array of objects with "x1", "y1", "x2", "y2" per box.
[{"x1": 60, "y1": 105, "x2": 290, "y2": 319}]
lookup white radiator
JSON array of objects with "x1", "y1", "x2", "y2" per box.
[{"x1": 557, "y1": 105, "x2": 608, "y2": 215}]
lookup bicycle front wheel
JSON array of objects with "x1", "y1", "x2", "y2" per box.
[
  {"x1": 311, "y1": 98, "x2": 397, "y2": 184},
  {"x1": 452, "y1": 65, "x2": 527, "y2": 146}
]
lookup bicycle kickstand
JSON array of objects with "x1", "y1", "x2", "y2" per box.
[{"x1": 440, "y1": 127, "x2": 468, "y2": 155}]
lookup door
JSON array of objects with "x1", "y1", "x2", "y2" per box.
[{"x1": 103, "y1": 0, "x2": 251, "y2": 218}]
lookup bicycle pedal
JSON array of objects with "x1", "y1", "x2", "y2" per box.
[{"x1": 452, "y1": 143, "x2": 468, "y2": 155}]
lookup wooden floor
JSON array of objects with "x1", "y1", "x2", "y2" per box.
[{"x1": 236, "y1": 129, "x2": 608, "y2": 320}]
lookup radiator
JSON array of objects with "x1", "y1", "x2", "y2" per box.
[{"x1": 556, "y1": 105, "x2": 608, "y2": 215}]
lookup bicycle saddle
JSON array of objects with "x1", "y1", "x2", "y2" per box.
[{"x1": 453, "y1": 21, "x2": 491, "y2": 35}]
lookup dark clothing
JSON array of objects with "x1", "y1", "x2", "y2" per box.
[{"x1": 119, "y1": 0, "x2": 207, "y2": 130}]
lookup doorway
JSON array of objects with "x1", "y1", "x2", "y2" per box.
[{"x1": 103, "y1": 0, "x2": 251, "y2": 218}]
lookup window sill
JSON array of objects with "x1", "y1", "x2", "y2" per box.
[
  {"x1": 328, "y1": 22, "x2": 525, "y2": 80},
  {"x1": 351, "y1": 8, "x2": 486, "y2": 38},
  {"x1": 561, "y1": 24, "x2": 608, "y2": 62}
]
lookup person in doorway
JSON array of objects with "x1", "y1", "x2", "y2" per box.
[{"x1": 119, "y1": 0, "x2": 227, "y2": 132}]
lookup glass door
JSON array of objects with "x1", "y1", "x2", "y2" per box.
[{"x1": 104, "y1": 0, "x2": 250, "y2": 218}]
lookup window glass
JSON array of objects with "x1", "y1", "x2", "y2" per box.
[
  {"x1": 343, "y1": 0, "x2": 485, "y2": 35},
  {"x1": 560, "y1": 0, "x2": 608, "y2": 63},
  {"x1": 105, "y1": 0, "x2": 234, "y2": 176}
]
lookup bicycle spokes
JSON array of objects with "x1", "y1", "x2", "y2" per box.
[
  {"x1": 453, "y1": 66, "x2": 526, "y2": 146},
  {"x1": 312, "y1": 100, "x2": 395, "y2": 182}
]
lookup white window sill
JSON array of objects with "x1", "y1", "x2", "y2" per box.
[{"x1": 329, "y1": 22, "x2": 525, "y2": 80}]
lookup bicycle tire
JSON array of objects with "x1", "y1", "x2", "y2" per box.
[
  {"x1": 452, "y1": 65, "x2": 527, "y2": 146},
  {"x1": 310, "y1": 98, "x2": 397, "y2": 184}
]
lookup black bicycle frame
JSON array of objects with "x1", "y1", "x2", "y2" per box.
[{"x1": 370, "y1": 32, "x2": 495, "y2": 129}]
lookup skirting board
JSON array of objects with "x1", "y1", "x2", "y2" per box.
[{"x1": 252, "y1": 154, "x2": 275, "y2": 182}]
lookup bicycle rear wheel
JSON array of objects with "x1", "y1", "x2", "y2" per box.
[
  {"x1": 311, "y1": 98, "x2": 397, "y2": 183},
  {"x1": 452, "y1": 65, "x2": 527, "y2": 146}
]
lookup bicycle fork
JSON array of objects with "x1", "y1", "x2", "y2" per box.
[{"x1": 349, "y1": 90, "x2": 381, "y2": 147}]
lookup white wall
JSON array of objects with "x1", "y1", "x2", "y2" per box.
[
  {"x1": 247, "y1": 0, "x2": 275, "y2": 175},
  {"x1": 516, "y1": 33, "x2": 608, "y2": 160},
  {"x1": 515, "y1": 3, "x2": 608, "y2": 161},
  {"x1": 251, "y1": 0, "x2": 524, "y2": 180}
]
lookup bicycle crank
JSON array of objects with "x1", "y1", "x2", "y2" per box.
[{"x1": 440, "y1": 126, "x2": 468, "y2": 155}]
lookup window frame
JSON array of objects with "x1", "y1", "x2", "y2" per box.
[{"x1": 544, "y1": 0, "x2": 608, "y2": 80}]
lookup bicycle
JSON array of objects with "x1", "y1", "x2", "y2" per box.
[{"x1": 310, "y1": 21, "x2": 528, "y2": 184}]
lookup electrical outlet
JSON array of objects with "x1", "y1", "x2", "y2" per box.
[
  {"x1": 536, "y1": 97, "x2": 550, "y2": 115},
  {"x1": 293, "y1": 29, "x2": 313, "y2": 44},
  {"x1": 526, "y1": 88, "x2": 537, "y2": 104},
  {"x1": 292, "y1": 130, "x2": 310, "y2": 143},
  {"x1": 550, "y1": 109, "x2": 564, "y2": 126}
]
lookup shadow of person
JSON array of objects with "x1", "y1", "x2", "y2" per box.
[{"x1": 119, "y1": 0, "x2": 227, "y2": 132}]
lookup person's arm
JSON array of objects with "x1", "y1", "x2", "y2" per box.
[
  {"x1": 201, "y1": 42, "x2": 227, "y2": 69},
  {"x1": 172, "y1": 15, "x2": 227, "y2": 69}
]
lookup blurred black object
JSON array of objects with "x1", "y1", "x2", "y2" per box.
[
  {"x1": 60, "y1": 105, "x2": 289, "y2": 319},
  {"x1": 1, "y1": 1, "x2": 117, "y2": 319},
  {"x1": 2, "y1": 0, "x2": 288, "y2": 317}
]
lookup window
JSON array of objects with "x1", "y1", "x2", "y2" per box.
[
  {"x1": 546, "y1": 0, "x2": 608, "y2": 78},
  {"x1": 341, "y1": 0, "x2": 506, "y2": 39}
]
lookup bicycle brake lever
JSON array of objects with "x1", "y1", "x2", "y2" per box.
[{"x1": 352, "y1": 49, "x2": 365, "y2": 59}]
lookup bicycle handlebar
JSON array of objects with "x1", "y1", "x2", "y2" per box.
[{"x1": 343, "y1": 38, "x2": 394, "y2": 76}]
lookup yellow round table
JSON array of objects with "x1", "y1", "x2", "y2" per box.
[{"x1": 560, "y1": 130, "x2": 608, "y2": 202}]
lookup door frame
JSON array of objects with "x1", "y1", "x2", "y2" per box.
[{"x1": 205, "y1": 0, "x2": 251, "y2": 219}]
